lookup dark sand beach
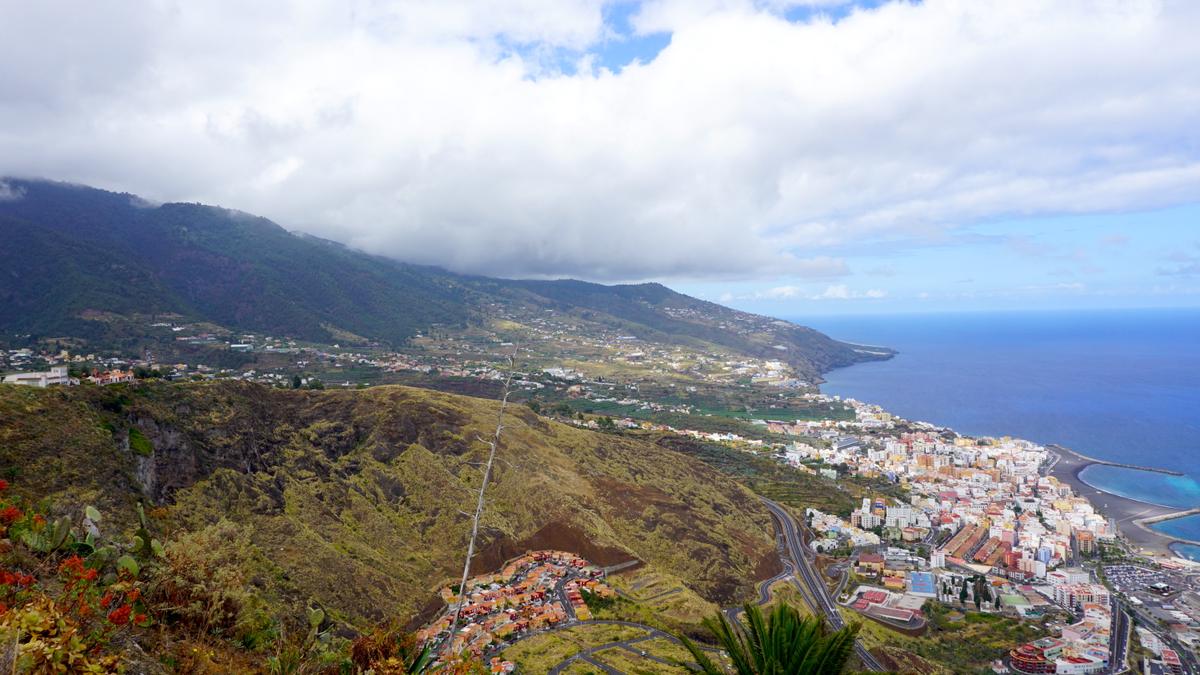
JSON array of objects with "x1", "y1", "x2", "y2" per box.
[{"x1": 1046, "y1": 445, "x2": 1200, "y2": 556}]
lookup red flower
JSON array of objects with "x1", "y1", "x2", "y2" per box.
[
  {"x1": 126, "y1": 588, "x2": 140, "y2": 602},
  {"x1": 81, "y1": 568, "x2": 98, "y2": 582},
  {"x1": 0, "y1": 479, "x2": 8, "y2": 491},
  {"x1": 16, "y1": 574, "x2": 34, "y2": 588},
  {"x1": 31, "y1": 514, "x2": 46, "y2": 530},
  {"x1": 107, "y1": 604, "x2": 132, "y2": 626},
  {"x1": 0, "y1": 506, "x2": 22, "y2": 525},
  {"x1": 133, "y1": 613, "x2": 148, "y2": 626},
  {"x1": 100, "y1": 591, "x2": 114, "y2": 608},
  {"x1": 59, "y1": 555, "x2": 84, "y2": 576},
  {"x1": 0, "y1": 571, "x2": 15, "y2": 586}
]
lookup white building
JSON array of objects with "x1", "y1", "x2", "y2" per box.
[{"x1": 1, "y1": 366, "x2": 75, "y2": 387}]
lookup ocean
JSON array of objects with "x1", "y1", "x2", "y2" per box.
[{"x1": 794, "y1": 308, "x2": 1200, "y2": 553}]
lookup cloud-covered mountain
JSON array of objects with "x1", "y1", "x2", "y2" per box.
[{"x1": 0, "y1": 178, "x2": 888, "y2": 377}]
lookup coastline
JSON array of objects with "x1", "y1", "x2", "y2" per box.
[
  {"x1": 818, "y1": 369, "x2": 1200, "y2": 559},
  {"x1": 1045, "y1": 444, "x2": 1200, "y2": 557}
]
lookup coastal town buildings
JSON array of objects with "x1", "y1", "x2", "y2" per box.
[{"x1": 1010, "y1": 602, "x2": 1113, "y2": 674}]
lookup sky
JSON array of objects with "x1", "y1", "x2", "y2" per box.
[{"x1": 1, "y1": 0, "x2": 1199, "y2": 314}]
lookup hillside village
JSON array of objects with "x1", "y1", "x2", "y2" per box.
[{"x1": 417, "y1": 550, "x2": 615, "y2": 671}]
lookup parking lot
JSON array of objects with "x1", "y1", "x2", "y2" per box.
[{"x1": 1104, "y1": 564, "x2": 1172, "y2": 594}]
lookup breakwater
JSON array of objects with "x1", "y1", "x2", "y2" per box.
[{"x1": 1047, "y1": 445, "x2": 1184, "y2": 477}]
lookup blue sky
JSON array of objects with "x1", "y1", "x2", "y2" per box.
[
  {"x1": 677, "y1": 204, "x2": 1200, "y2": 314},
  {"x1": 2, "y1": 0, "x2": 1198, "y2": 315}
]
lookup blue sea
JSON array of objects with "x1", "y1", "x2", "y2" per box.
[{"x1": 793, "y1": 309, "x2": 1200, "y2": 554}]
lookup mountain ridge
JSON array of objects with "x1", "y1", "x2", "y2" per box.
[{"x1": 0, "y1": 177, "x2": 892, "y2": 379}]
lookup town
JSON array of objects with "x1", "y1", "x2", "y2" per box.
[
  {"x1": 779, "y1": 395, "x2": 1198, "y2": 674},
  {"x1": 5, "y1": 318, "x2": 1199, "y2": 675}
]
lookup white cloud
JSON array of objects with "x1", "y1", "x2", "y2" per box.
[
  {"x1": 748, "y1": 282, "x2": 885, "y2": 300},
  {"x1": 0, "y1": 180, "x2": 25, "y2": 202},
  {"x1": 760, "y1": 285, "x2": 802, "y2": 298},
  {"x1": 1, "y1": 0, "x2": 1198, "y2": 281},
  {"x1": 814, "y1": 284, "x2": 887, "y2": 300}
]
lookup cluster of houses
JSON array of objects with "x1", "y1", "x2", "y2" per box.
[
  {"x1": 779, "y1": 397, "x2": 1115, "y2": 584},
  {"x1": 807, "y1": 507, "x2": 881, "y2": 549},
  {"x1": 417, "y1": 551, "x2": 614, "y2": 665}
]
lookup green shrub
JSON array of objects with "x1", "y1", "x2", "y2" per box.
[
  {"x1": 128, "y1": 427, "x2": 154, "y2": 456},
  {"x1": 149, "y1": 519, "x2": 271, "y2": 644}
]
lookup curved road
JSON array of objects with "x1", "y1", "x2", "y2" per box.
[{"x1": 760, "y1": 497, "x2": 887, "y2": 672}]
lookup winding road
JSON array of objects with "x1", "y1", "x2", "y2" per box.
[{"x1": 760, "y1": 497, "x2": 887, "y2": 672}]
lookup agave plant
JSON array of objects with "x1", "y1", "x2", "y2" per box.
[{"x1": 680, "y1": 603, "x2": 860, "y2": 674}]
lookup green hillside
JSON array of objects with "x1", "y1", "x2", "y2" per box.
[{"x1": 0, "y1": 380, "x2": 780, "y2": 632}]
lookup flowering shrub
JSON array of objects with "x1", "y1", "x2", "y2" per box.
[
  {"x1": 0, "y1": 481, "x2": 151, "y2": 672},
  {"x1": 0, "y1": 480, "x2": 483, "y2": 672}
]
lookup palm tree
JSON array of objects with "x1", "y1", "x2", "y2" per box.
[{"x1": 679, "y1": 603, "x2": 860, "y2": 674}]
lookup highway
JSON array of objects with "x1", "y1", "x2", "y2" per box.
[
  {"x1": 1108, "y1": 600, "x2": 1130, "y2": 675},
  {"x1": 760, "y1": 497, "x2": 887, "y2": 672},
  {"x1": 1124, "y1": 600, "x2": 1198, "y2": 674}
]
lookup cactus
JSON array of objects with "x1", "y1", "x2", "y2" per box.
[
  {"x1": 133, "y1": 502, "x2": 155, "y2": 558},
  {"x1": 88, "y1": 545, "x2": 115, "y2": 568},
  {"x1": 50, "y1": 516, "x2": 71, "y2": 550},
  {"x1": 20, "y1": 515, "x2": 74, "y2": 553},
  {"x1": 116, "y1": 554, "x2": 140, "y2": 578},
  {"x1": 306, "y1": 606, "x2": 325, "y2": 630}
]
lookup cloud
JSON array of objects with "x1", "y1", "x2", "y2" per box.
[
  {"x1": 749, "y1": 283, "x2": 885, "y2": 300},
  {"x1": 1, "y1": 1, "x2": 1198, "y2": 281},
  {"x1": 1158, "y1": 247, "x2": 1200, "y2": 276},
  {"x1": 815, "y1": 284, "x2": 887, "y2": 300},
  {"x1": 0, "y1": 181, "x2": 24, "y2": 202},
  {"x1": 759, "y1": 285, "x2": 801, "y2": 299}
]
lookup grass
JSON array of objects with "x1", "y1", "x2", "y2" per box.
[
  {"x1": 128, "y1": 426, "x2": 154, "y2": 456},
  {"x1": 593, "y1": 645, "x2": 687, "y2": 674},
  {"x1": 606, "y1": 568, "x2": 719, "y2": 627},
  {"x1": 559, "y1": 661, "x2": 608, "y2": 675},
  {"x1": 653, "y1": 435, "x2": 861, "y2": 517},
  {"x1": 636, "y1": 638, "x2": 697, "y2": 665},
  {"x1": 0, "y1": 380, "x2": 780, "y2": 633},
  {"x1": 500, "y1": 623, "x2": 651, "y2": 672},
  {"x1": 763, "y1": 579, "x2": 811, "y2": 614}
]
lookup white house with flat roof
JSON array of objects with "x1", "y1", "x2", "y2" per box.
[{"x1": 1, "y1": 366, "x2": 76, "y2": 387}]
